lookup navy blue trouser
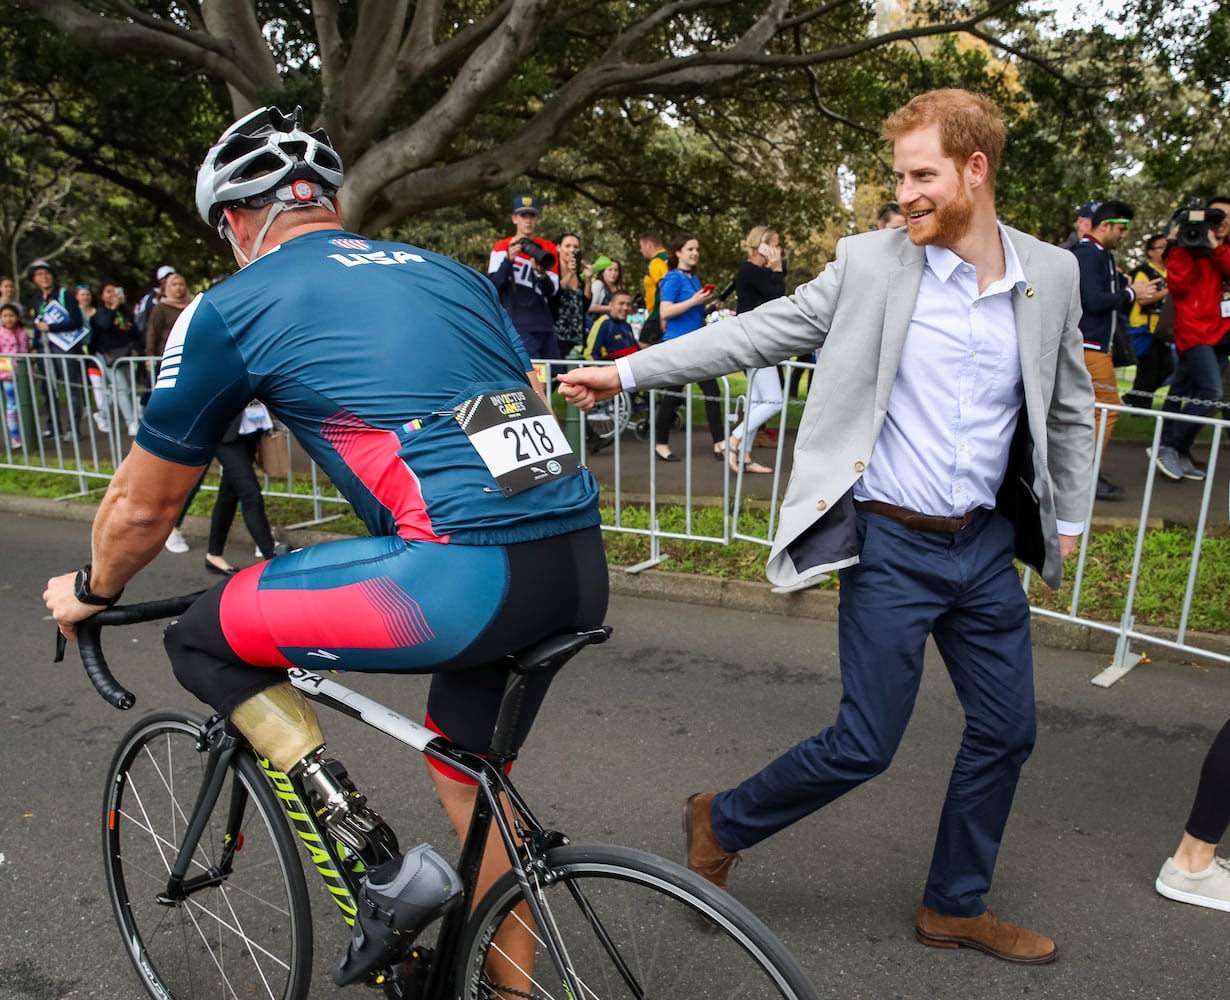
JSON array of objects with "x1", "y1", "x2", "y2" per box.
[{"x1": 711, "y1": 508, "x2": 1036, "y2": 917}]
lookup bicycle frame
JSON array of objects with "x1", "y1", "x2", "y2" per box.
[{"x1": 256, "y1": 666, "x2": 583, "y2": 999}]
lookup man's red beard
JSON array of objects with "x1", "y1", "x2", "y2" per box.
[{"x1": 903, "y1": 182, "x2": 974, "y2": 247}]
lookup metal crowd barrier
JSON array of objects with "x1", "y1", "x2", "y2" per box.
[
  {"x1": 1023, "y1": 399, "x2": 1230, "y2": 683},
  {"x1": 4, "y1": 350, "x2": 1227, "y2": 680}
]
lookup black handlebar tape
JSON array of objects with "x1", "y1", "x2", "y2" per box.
[
  {"x1": 76, "y1": 620, "x2": 135, "y2": 710},
  {"x1": 72, "y1": 592, "x2": 207, "y2": 710}
]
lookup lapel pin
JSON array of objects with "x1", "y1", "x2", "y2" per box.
[{"x1": 1025, "y1": 286, "x2": 1035, "y2": 298}]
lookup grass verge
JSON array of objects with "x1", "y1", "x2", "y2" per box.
[{"x1": 3, "y1": 465, "x2": 1226, "y2": 635}]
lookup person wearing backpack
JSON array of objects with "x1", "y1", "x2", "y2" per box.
[{"x1": 1126, "y1": 233, "x2": 1174, "y2": 409}]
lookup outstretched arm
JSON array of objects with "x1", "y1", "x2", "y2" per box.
[{"x1": 557, "y1": 364, "x2": 622, "y2": 410}]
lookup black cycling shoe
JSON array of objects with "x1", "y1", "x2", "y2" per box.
[{"x1": 332, "y1": 844, "x2": 463, "y2": 987}]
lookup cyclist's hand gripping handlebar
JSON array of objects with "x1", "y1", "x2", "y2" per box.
[{"x1": 54, "y1": 593, "x2": 207, "y2": 710}]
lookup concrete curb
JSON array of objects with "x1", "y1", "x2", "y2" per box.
[{"x1": 7, "y1": 493, "x2": 1227, "y2": 667}]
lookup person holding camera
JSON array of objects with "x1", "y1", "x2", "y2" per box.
[
  {"x1": 1126, "y1": 234, "x2": 1174, "y2": 410},
  {"x1": 552, "y1": 231, "x2": 588, "y2": 354},
  {"x1": 1152, "y1": 198, "x2": 1230, "y2": 481},
  {"x1": 488, "y1": 193, "x2": 562, "y2": 365}
]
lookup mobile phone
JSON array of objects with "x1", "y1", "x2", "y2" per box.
[
  {"x1": 115, "y1": 286, "x2": 125, "y2": 299},
  {"x1": 757, "y1": 242, "x2": 772, "y2": 256},
  {"x1": 701, "y1": 283, "x2": 716, "y2": 295}
]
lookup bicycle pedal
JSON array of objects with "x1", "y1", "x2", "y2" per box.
[{"x1": 376, "y1": 947, "x2": 433, "y2": 998}]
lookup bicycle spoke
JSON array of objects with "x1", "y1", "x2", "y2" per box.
[{"x1": 104, "y1": 714, "x2": 311, "y2": 1000}]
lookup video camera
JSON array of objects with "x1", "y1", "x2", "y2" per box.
[
  {"x1": 514, "y1": 238, "x2": 557, "y2": 270},
  {"x1": 1173, "y1": 206, "x2": 1227, "y2": 249}
]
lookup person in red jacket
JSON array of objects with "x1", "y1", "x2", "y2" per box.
[{"x1": 1152, "y1": 199, "x2": 1230, "y2": 482}]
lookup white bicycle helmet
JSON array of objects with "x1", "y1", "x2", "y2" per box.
[{"x1": 195, "y1": 105, "x2": 344, "y2": 235}]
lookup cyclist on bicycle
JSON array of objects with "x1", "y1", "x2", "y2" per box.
[{"x1": 44, "y1": 105, "x2": 608, "y2": 983}]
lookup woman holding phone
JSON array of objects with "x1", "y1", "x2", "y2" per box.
[
  {"x1": 653, "y1": 233, "x2": 723, "y2": 462},
  {"x1": 727, "y1": 226, "x2": 786, "y2": 474}
]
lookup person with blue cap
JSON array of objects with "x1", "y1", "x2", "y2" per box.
[{"x1": 488, "y1": 194, "x2": 562, "y2": 369}]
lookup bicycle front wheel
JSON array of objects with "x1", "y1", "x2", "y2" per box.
[
  {"x1": 102, "y1": 710, "x2": 312, "y2": 1000},
  {"x1": 456, "y1": 843, "x2": 815, "y2": 1000}
]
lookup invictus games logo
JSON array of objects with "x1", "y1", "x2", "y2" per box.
[
  {"x1": 329, "y1": 237, "x2": 370, "y2": 250},
  {"x1": 489, "y1": 391, "x2": 528, "y2": 417}
]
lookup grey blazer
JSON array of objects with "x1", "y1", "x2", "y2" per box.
[{"x1": 625, "y1": 226, "x2": 1095, "y2": 589}]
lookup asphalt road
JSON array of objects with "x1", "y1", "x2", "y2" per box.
[{"x1": 1, "y1": 512, "x2": 1227, "y2": 999}]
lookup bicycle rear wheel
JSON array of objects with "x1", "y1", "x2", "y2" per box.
[
  {"x1": 456, "y1": 843, "x2": 815, "y2": 999},
  {"x1": 102, "y1": 709, "x2": 312, "y2": 1000}
]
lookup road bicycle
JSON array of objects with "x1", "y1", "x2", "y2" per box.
[{"x1": 63, "y1": 592, "x2": 818, "y2": 1000}]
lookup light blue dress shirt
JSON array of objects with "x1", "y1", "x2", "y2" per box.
[{"x1": 854, "y1": 227, "x2": 1026, "y2": 519}]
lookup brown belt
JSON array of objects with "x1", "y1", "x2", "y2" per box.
[{"x1": 854, "y1": 500, "x2": 984, "y2": 534}]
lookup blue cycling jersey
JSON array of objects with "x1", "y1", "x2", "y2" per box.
[{"x1": 138, "y1": 230, "x2": 599, "y2": 545}]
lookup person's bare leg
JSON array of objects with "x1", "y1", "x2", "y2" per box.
[
  {"x1": 1173, "y1": 832, "x2": 1217, "y2": 873},
  {"x1": 429, "y1": 765, "x2": 534, "y2": 998}
]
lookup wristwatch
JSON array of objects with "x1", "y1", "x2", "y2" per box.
[{"x1": 74, "y1": 564, "x2": 123, "y2": 608}]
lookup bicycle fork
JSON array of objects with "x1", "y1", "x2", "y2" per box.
[{"x1": 153, "y1": 716, "x2": 247, "y2": 905}]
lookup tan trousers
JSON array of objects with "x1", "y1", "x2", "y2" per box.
[{"x1": 1084, "y1": 348, "x2": 1119, "y2": 463}]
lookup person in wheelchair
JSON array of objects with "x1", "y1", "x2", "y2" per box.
[
  {"x1": 44, "y1": 105, "x2": 608, "y2": 985},
  {"x1": 582, "y1": 289, "x2": 640, "y2": 361}
]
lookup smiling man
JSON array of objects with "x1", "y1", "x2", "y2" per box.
[{"x1": 559, "y1": 89, "x2": 1095, "y2": 963}]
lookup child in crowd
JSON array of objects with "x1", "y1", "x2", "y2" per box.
[{"x1": 0, "y1": 303, "x2": 31, "y2": 448}]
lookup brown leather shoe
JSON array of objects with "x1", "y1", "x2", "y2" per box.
[
  {"x1": 682, "y1": 792, "x2": 740, "y2": 891},
  {"x1": 915, "y1": 905, "x2": 1057, "y2": 965}
]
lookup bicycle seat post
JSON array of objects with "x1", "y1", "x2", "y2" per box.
[{"x1": 486, "y1": 666, "x2": 529, "y2": 765}]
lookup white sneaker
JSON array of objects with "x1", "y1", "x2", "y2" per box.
[
  {"x1": 164, "y1": 528, "x2": 190, "y2": 554},
  {"x1": 127, "y1": 420, "x2": 140, "y2": 437},
  {"x1": 92, "y1": 411, "x2": 110, "y2": 433},
  {"x1": 1156, "y1": 857, "x2": 1230, "y2": 912}
]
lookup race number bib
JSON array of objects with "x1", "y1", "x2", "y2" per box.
[{"x1": 453, "y1": 388, "x2": 579, "y2": 496}]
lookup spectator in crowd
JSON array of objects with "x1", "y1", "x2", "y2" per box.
[
  {"x1": 1126, "y1": 233, "x2": 1174, "y2": 409},
  {"x1": 1072, "y1": 199, "x2": 1161, "y2": 500},
  {"x1": 1156, "y1": 721, "x2": 1230, "y2": 912},
  {"x1": 146, "y1": 271, "x2": 194, "y2": 359},
  {"x1": 1, "y1": 276, "x2": 19, "y2": 307},
  {"x1": 91, "y1": 283, "x2": 142, "y2": 437},
  {"x1": 552, "y1": 231, "x2": 588, "y2": 354},
  {"x1": 0, "y1": 302, "x2": 30, "y2": 449},
  {"x1": 1211, "y1": 195, "x2": 1230, "y2": 425},
  {"x1": 134, "y1": 264, "x2": 176, "y2": 347},
  {"x1": 145, "y1": 269, "x2": 199, "y2": 554},
  {"x1": 637, "y1": 231, "x2": 670, "y2": 346},
  {"x1": 653, "y1": 232, "x2": 722, "y2": 463},
  {"x1": 561, "y1": 88, "x2": 1094, "y2": 964},
  {"x1": 76, "y1": 284, "x2": 113, "y2": 434},
  {"x1": 488, "y1": 194, "x2": 561, "y2": 366},
  {"x1": 1152, "y1": 199, "x2": 1230, "y2": 481},
  {"x1": 1059, "y1": 199, "x2": 1101, "y2": 250},
  {"x1": 75, "y1": 283, "x2": 96, "y2": 325},
  {"x1": 203, "y1": 402, "x2": 282, "y2": 575},
  {"x1": 728, "y1": 225, "x2": 786, "y2": 474},
  {"x1": 583, "y1": 290, "x2": 640, "y2": 360},
  {"x1": 588, "y1": 256, "x2": 623, "y2": 318},
  {"x1": 876, "y1": 202, "x2": 906, "y2": 230},
  {"x1": 28, "y1": 259, "x2": 87, "y2": 440}
]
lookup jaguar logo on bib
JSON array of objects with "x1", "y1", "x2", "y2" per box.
[{"x1": 453, "y1": 388, "x2": 579, "y2": 496}]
